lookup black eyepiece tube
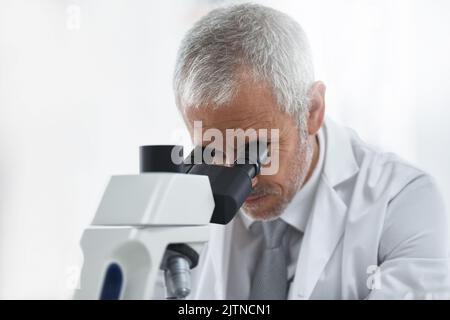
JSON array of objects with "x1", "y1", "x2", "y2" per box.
[
  {"x1": 186, "y1": 141, "x2": 269, "y2": 225},
  {"x1": 140, "y1": 145, "x2": 185, "y2": 173}
]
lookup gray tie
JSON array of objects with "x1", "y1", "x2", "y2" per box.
[{"x1": 249, "y1": 219, "x2": 289, "y2": 300}]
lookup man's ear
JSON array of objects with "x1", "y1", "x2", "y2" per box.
[{"x1": 307, "y1": 81, "x2": 326, "y2": 135}]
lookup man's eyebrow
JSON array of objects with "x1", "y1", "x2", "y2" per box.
[{"x1": 225, "y1": 139, "x2": 272, "y2": 150}]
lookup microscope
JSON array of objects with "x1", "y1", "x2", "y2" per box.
[{"x1": 74, "y1": 142, "x2": 267, "y2": 300}]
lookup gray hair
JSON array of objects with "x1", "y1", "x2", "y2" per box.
[{"x1": 173, "y1": 3, "x2": 315, "y2": 125}]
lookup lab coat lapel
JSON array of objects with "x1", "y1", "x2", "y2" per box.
[
  {"x1": 291, "y1": 118, "x2": 359, "y2": 299},
  {"x1": 291, "y1": 178, "x2": 347, "y2": 299}
]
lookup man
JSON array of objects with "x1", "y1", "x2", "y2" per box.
[{"x1": 172, "y1": 3, "x2": 450, "y2": 299}]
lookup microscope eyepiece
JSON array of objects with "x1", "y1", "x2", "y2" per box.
[
  {"x1": 140, "y1": 145, "x2": 185, "y2": 173},
  {"x1": 234, "y1": 140, "x2": 269, "y2": 179},
  {"x1": 185, "y1": 140, "x2": 269, "y2": 225}
]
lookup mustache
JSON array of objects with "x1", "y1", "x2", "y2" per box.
[{"x1": 249, "y1": 185, "x2": 281, "y2": 198}]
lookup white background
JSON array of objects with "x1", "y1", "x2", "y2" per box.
[{"x1": 0, "y1": 0, "x2": 449, "y2": 298}]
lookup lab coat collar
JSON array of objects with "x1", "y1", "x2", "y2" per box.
[
  {"x1": 290, "y1": 117, "x2": 360, "y2": 299},
  {"x1": 322, "y1": 117, "x2": 359, "y2": 187}
]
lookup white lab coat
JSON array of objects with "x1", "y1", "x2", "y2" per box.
[{"x1": 189, "y1": 118, "x2": 450, "y2": 300}]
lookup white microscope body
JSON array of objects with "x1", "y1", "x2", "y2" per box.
[
  {"x1": 74, "y1": 173, "x2": 214, "y2": 299},
  {"x1": 74, "y1": 144, "x2": 266, "y2": 300}
]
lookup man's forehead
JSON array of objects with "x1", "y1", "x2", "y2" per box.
[
  {"x1": 184, "y1": 76, "x2": 280, "y2": 127},
  {"x1": 185, "y1": 104, "x2": 276, "y2": 131}
]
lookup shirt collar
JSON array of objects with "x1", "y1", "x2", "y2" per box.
[{"x1": 239, "y1": 127, "x2": 326, "y2": 233}]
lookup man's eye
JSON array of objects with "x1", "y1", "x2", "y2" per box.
[{"x1": 212, "y1": 150, "x2": 227, "y2": 165}]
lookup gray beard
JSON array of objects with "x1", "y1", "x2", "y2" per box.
[{"x1": 242, "y1": 131, "x2": 315, "y2": 221}]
